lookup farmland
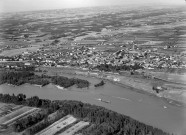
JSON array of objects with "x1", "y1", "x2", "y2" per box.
[
  {"x1": 21, "y1": 110, "x2": 66, "y2": 135},
  {"x1": 0, "y1": 104, "x2": 23, "y2": 118},
  {"x1": 0, "y1": 106, "x2": 36, "y2": 124},
  {"x1": 59, "y1": 121, "x2": 89, "y2": 135},
  {"x1": 0, "y1": 93, "x2": 170, "y2": 135},
  {"x1": 4, "y1": 108, "x2": 40, "y2": 126},
  {"x1": 0, "y1": 103, "x2": 39, "y2": 135},
  {"x1": 36, "y1": 115, "x2": 77, "y2": 135},
  {"x1": 0, "y1": 103, "x2": 89, "y2": 135},
  {"x1": 0, "y1": 4, "x2": 185, "y2": 135}
]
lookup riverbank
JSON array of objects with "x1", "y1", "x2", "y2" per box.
[
  {"x1": 1, "y1": 77, "x2": 186, "y2": 134},
  {"x1": 38, "y1": 66, "x2": 186, "y2": 107},
  {"x1": 0, "y1": 94, "x2": 171, "y2": 135},
  {"x1": 86, "y1": 72, "x2": 184, "y2": 107},
  {"x1": 0, "y1": 70, "x2": 90, "y2": 89}
]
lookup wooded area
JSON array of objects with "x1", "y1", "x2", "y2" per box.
[
  {"x1": 0, "y1": 71, "x2": 90, "y2": 88},
  {"x1": 0, "y1": 93, "x2": 171, "y2": 135}
]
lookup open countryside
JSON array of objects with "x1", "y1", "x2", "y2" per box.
[{"x1": 0, "y1": 1, "x2": 186, "y2": 135}]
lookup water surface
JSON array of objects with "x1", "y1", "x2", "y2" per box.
[{"x1": 0, "y1": 74, "x2": 185, "y2": 134}]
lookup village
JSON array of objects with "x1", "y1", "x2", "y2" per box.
[
  {"x1": 0, "y1": 40, "x2": 185, "y2": 71},
  {"x1": 0, "y1": 3, "x2": 186, "y2": 134}
]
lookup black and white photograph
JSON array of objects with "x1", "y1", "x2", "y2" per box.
[{"x1": 0, "y1": 0, "x2": 186, "y2": 135}]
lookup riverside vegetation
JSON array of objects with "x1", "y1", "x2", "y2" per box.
[
  {"x1": 0, "y1": 93, "x2": 171, "y2": 135},
  {"x1": 0, "y1": 70, "x2": 90, "y2": 88}
]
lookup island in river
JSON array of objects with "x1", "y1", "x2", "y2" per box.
[{"x1": 94, "y1": 80, "x2": 105, "y2": 87}]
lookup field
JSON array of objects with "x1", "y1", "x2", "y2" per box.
[
  {"x1": 149, "y1": 71, "x2": 186, "y2": 84},
  {"x1": 0, "y1": 4, "x2": 185, "y2": 135},
  {"x1": 36, "y1": 115, "x2": 77, "y2": 135},
  {"x1": 4, "y1": 108, "x2": 40, "y2": 126},
  {"x1": 0, "y1": 103, "x2": 40, "y2": 135},
  {"x1": 0, "y1": 106, "x2": 37, "y2": 125},
  {"x1": 0, "y1": 45, "x2": 40, "y2": 57},
  {"x1": 0, "y1": 103, "x2": 90, "y2": 135},
  {"x1": 0, "y1": 104, "x2": 23, "y2": 118},
  {"x1": 59, "y1": 121, "x2": 89, "y2": 135}
]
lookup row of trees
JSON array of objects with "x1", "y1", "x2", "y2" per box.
[
  {"x1": 13, "y1": 109, "x2": 49, "y2": 132},
  {"x1": 0, "y1": 71, "x2": 90, "y2": 88},
  {"x1": 0, "y1": 93, "x2": 171, "y2": 135},
  {"x1": 23, "y1": 110, "x2": 66, "y2": 135},
  {"x1": 95, "y1": 63, "x2": 143, "y2": 72}
]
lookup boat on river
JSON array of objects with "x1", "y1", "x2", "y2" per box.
[
  {"x1": 55, "y1": 85, "x2": 64, "y2": 90},
  {"x1": 97, "y1": 98, "x2": 110, "y2": 103}
]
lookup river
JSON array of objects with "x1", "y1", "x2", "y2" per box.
[{"x1": 0, "y1": 73, "x2": 185, "y2": 135}]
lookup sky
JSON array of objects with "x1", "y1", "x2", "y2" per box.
[{"x1": 0, "y1": 0, "x2": 185, "y2": 13}]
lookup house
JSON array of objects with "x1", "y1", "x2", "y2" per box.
[{"x1": 24, "y1": 62, "x2": 31, "y2": 66}]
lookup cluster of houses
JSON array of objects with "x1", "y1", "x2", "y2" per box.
[{"x1": 1, "y1": 41, "x2": 185, "y2": 71}]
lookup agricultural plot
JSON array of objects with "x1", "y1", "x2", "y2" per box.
[
  {"x1": 8, "y1": 108, "x2": 41, "y2": 126},
  {"x1": 21, "y1": 110, "x2": 63, "y2": 135},
  {"x1": 59, "y1": 121, "x2": 89, "y2": 135},
  {"x1": 0, "y1": 104, "x2": 19, "y2": 112},
  {"x1": 0, "y1": 104, "x2": 15, "y2": 117},
  {"x1": 35, "y1": 115, "x2": 72, "y2": 135},
  {"x1": 0, "y1": 104, "x2": 23, "y2": 118},
  {"x1": 0, "y1": 45, "x2": 40, "y2": 57},
  {"x1": 36, "y1": 115, "x2": 77, "y2": 135},
  {"x1": 0, "y1": 106, "x2": 38, "y2": 125},
  {"x1": 0, "y1": 103, "x2": 6, "y2": 109}
]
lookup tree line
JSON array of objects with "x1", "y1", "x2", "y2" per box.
[
  {"x1": 95, "y1": 63, "x2": 143, "y2": 72},
  {"x1": 0, "y1": 71, "x2": 90, "y2": 88},
  {"x1": 0, "y1": 93, "x2": 171, "y2": 135}
]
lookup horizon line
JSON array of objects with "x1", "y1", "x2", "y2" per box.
[{"x1": 0, "y1": 2, "x2": 185, "y2": 14}]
